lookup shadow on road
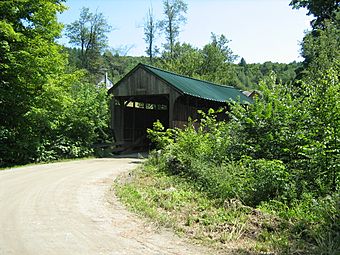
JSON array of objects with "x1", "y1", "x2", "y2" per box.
[{"x1": 104, "y1": 151, "x2": 149, "y2": 160}]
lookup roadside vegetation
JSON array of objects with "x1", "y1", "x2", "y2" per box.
[
  {"x1": 116, "y1": 74, "x2": 339, "y2": 253},
  {"x1": 116, "y1": 70, "x2": 339, "y2": 254},
  {"x1": 116, "y1": 163, "x2": 279, "y2": 254},
  {"x1": 116, "y1": 1, "x2": 340, "y2": 254}
]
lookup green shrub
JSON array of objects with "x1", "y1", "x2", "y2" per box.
[
  {"x1": 147, "y1": 120, "x2": 177, "y2": 150},
  {"x1": 241, "y1": 158, "x2": 291, "y2": 206}
]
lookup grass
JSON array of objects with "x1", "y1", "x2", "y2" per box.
[{"x1": 114, "y1": 163, "x2": 282, "y2": 254}]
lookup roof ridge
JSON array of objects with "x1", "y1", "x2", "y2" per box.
[{"x1": 140, "y1": 63, "x2": 238, "y2": 90}]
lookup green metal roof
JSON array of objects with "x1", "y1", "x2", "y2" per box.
[{"x1": 142, "y1": 64, "x2": 253, "y2": 104}]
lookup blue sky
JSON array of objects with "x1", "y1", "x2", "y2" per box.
[{"x1": 58, "y1": 0, "x2": 313, "y2": 64}]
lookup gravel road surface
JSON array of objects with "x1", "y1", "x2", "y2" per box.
[{"x1": 0, "y1": 158, "x2": 210, "y2": 255}]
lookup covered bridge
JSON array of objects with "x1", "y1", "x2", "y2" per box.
[{"x1": 108, "y1": 63, "x2": 252, "y2": 150}]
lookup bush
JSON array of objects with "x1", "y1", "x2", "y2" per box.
[{"x1": 148, "y1": 117, "x2": 291, "y2": 207}]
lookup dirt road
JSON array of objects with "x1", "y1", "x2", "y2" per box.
[{"x1": 0, "y1": 158, "x2": 209, "y2": 255}]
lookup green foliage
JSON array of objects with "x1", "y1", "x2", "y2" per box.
[
  {"x1": 147, "y1": 108, "x2": 291, "y2": 206},
  {"x1": 0, "y1": 0, "x2": 66, "y2": 165},
  {"x1": 290, "y1": 0, "x2": 340, "y2": 29},
  {"x1": 199, "y1": 33, "x2": 238, "y2": 87},
  {"x1": 157, "y1": 35, "x2": 245, "y2": 89},
  {"x1": 155, "y1": 40, "x2": 300, "y2": 90},
  {"x1": 298, "y1": 69, "x2": 340, "y2": 195},
  {"x1": 242, "y1": 158, "x2": 290, "y2": 206},
  {"x1": 139, "y1": 1, "x2": 299, "y2": 90},
  {"x1": 100, "y1": 52, "x2": 149, "y2": 83},
  {"x1": 0, "y1": 0, "x2": 111, "y2": 167},
  {"x1": 65, "y1": 7, "x2": 112, "y2": 74},
  {"x1": 294, "y1": 20, "x2": 340, "y2": 196},
  {"x1": 159, "y1": 42, "x2": 203, "y2": 77},
  {"x1": 260, "y1": 192, "x2": 340, "y2": 254},
  {"x1": 241, "y1": 61, "x2": 301, "y2": 89},
  {"x1": 301, "y1": 20, "x2": 340, "y2": 75},
  {"x1": 3, "y1": 70, "x2": 110, "y2": 164},
  {"x1": 147, "y1": 120, "x2": 177, "y2": 149}
]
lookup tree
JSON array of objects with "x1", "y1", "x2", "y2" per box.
[
  {"x1": 159, "y1": 0, "x2": 188, "y2": 58},
  {"x1": 0, "y1": 1, "x2": 112, "y2": 166},
  {"x1": 290, "y1": 0, "x2": 340, "y2": 28},
  {"x1": 239, "y1": 57, "x2": 247, "y2": 67},
  {"x1": 291, "y1": 1, "x2": 340, "y2": 77},
  {"x1": 0, "y1": 0, "x2": 67, "y2": 165},
  {"x1": 159, "y1": 42, "x2": 203, "y2": 77},
  {"x1": 199, "y1": 33, "x2": 238, "y2": 86},
  {"x1": 65, "y1": 7, "x2": 112, "y2": 74},
  {"x1": 301, "y1": 21, "x2": 340, "y2": 76},
  {"x1": 143, "y1": 7, "x2": 159, "y2": 63}
]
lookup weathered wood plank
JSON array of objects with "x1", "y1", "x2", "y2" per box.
[{"x1": 112, "y1": 68, "x2": 170, "y2": 97}]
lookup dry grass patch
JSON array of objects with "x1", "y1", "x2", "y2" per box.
[{"x1": 114, "y1": 164, "x2": 281, "y2": 254}]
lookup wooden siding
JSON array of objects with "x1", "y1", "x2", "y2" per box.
[
  {"x1": 111, "y1": 67, "x2": 171, "y2": 97},
  {"x1": 109, "y1": 64, "x2": 230, "y2": 150},
  {"x1": 173, "y1": 95, "x2": 228, "y2": 123},
  {"x1": 111, "y1": 102, "x2": 124, "y2": 142}
]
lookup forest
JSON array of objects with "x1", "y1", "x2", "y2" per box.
[{"x1": 1, "y1": 0, "x2": 339, "y2": 253}]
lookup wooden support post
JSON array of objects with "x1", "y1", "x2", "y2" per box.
[
  {"x1": 132, "y1": 101, "x2": 136, "y2": 142},
  {"x1": 169, "y1": 92, "x2": 180, "y2": 128},
  {"x1": 118, "y1": 99, "x2": 124, "y2": 142},
  {"x1": 186, "y1": 96, "x2": 189, "y2": 121},
  {"x1": 110, "y1": 99, "x2": 115, "y2": 130},
  {"x1": 169, "y1": 95, "x2": 174, "y2": 128}
]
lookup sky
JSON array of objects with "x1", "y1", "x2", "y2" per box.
[{"x1": 57, "y1": 0, "x2": 313, "y2": 64}]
